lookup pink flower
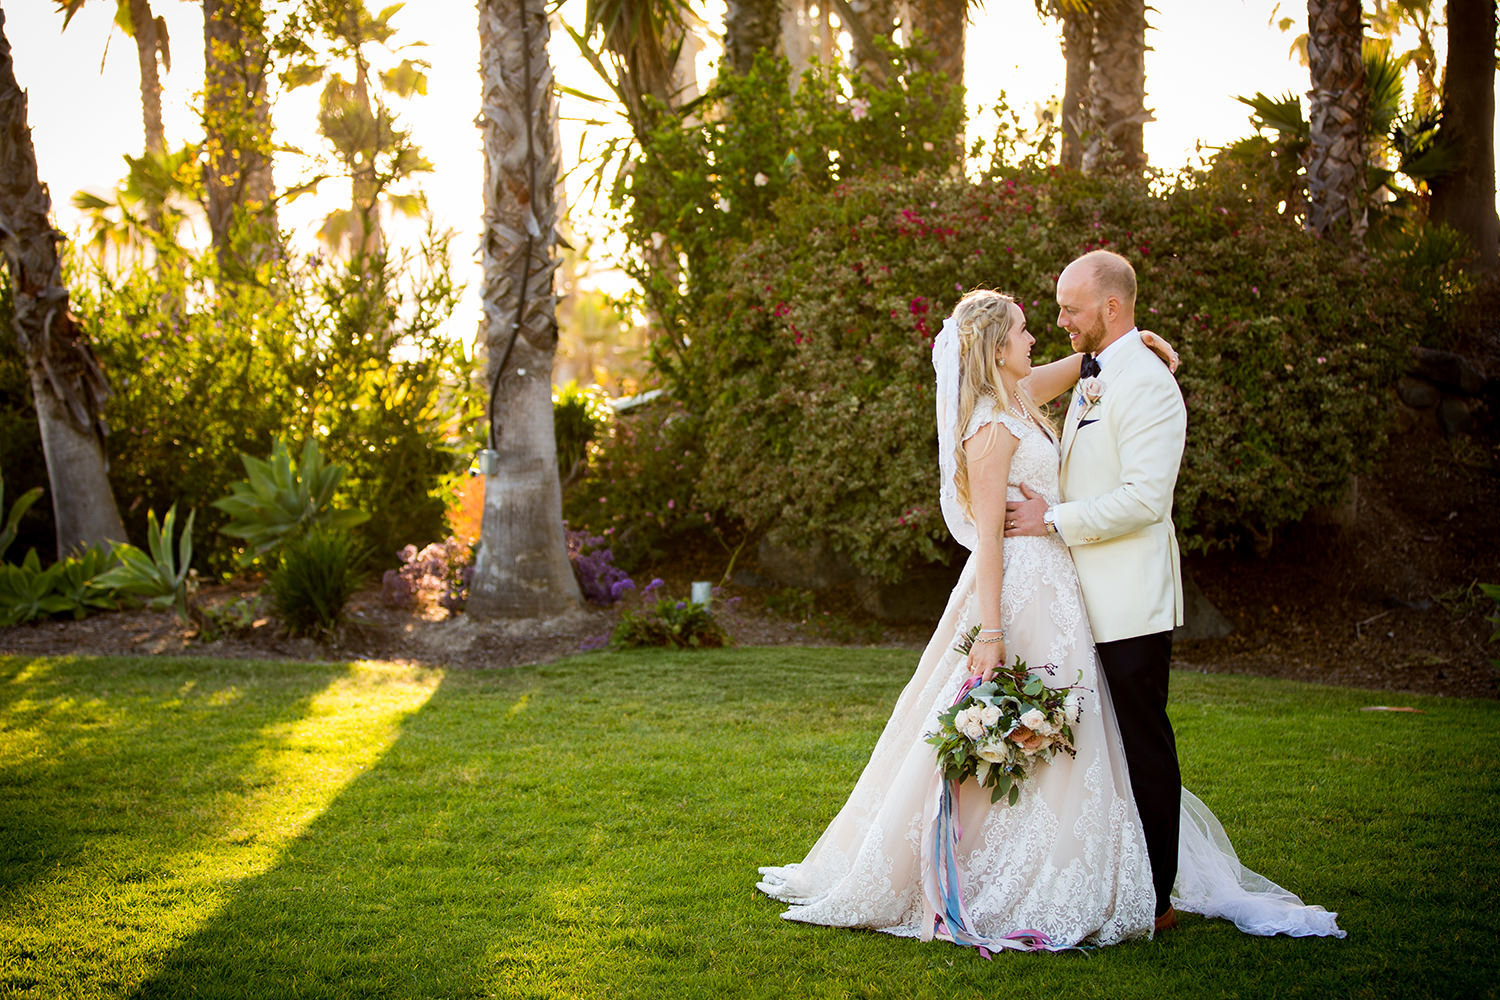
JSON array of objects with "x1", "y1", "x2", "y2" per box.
[
  {"x1": 849, "y1": 98, "x2": 870, "y2": 121},
  {"x1": 667, "y1": 499, "x2": 675, "y2": 509}
]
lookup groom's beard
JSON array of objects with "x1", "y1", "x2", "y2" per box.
[{"x1": 1071, "y1": 315, "x2": 1109, "y2": 355}]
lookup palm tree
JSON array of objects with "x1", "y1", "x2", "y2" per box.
[
  {"x1": 55, "y1": 0, "x2": 171, "y2": 155},
  {"x1": 1082, "y1": 0, "x2": 1149, "y2": 174},
  {"x1": 467, "y1": 0, "x2": 582, "y2": 618},
  {"x1": 0, "y1": 9, "x2": 127, "y2": 554},
  {"x1": 56, "y1": 0, "x2": 175, "y2": 231},
  {"x1": 278, "y1": 0, "x2": 433, "y2": 258},
  {"x1": 1036, "y1": 0, "x2": 1093, "y2": 170},
  {"x1": 569, "y1": 0, "x2": 698, "y2": 144},
  {"x1": 202, "y1": 0, "x2": 278, "y2": 273},
  {"x1": 1303, "y1": 0, "x2": 1368, "y2": 242},
  {"x1": 1429, "y1": 0, "x2": 1498, "y2": 270}
]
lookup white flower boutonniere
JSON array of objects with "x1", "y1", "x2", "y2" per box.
[{"x1": 1077, "y1": 376, "x2": 1106, "y2": 416}]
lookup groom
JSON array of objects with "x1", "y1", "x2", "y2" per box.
[{"x1": 1005, "y1": 249, "x2": 1188, "y2": 932}]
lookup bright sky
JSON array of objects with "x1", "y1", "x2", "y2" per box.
[{"x1": 3, "y1": 0, "x2": 1444, "y2": 339}]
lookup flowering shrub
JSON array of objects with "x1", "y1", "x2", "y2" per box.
[
  {"x1": 567, "y1": 527, "x2": 634, "y2": 604},
  {"x1": 611, "y1": 578, "x2": 730, "y2": 649},
  {"x1": 670, "y1": 165, "x2": 1422, "y2": 576},
  {"x1": 562, "y1": 398, "x2": 719, "y2": 570},
  {"x1": 382, "y1": 536, "x2": 473, "y2": 612}
]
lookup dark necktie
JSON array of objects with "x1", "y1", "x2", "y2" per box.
[{"x1": 1079, "y1": 353, "x2": 1101, "y2": 379}]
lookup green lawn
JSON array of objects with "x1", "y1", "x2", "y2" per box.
[{"x1": 1, "y1": 649, "x2": 1496, "y2": 1000}]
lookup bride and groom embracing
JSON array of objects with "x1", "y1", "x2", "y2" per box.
[{"x1": 757, "y1": 250, "x2": 1346, "y2": 952}]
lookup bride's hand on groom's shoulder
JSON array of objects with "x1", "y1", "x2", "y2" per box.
[{"x1": 1140, "y1": 330, "x2": 1180, "y2": 373}]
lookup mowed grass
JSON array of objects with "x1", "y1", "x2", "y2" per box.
[{"x1": 1, "y1": 649, "x2": 1496, "y2": 1000}]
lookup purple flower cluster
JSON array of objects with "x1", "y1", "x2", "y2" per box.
[
  {"x1": 567, "y1": 528, "x2": 636, "y2": 605},
  {"x1": 381, "y1": 537, "x2": 474, "y2": 612}
]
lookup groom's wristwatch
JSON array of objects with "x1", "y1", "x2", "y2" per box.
[{"x1": 1042, "y1": 508, "x2": 1059, "y2": 535}]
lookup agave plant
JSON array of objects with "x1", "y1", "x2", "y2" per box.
[
  {"x1": 52, "y1": 544, "x2": 122, "y2": 618},
  {"x1": 0, "y1": 550, "x2": 71, "y2": 626},
  {"x1": 212, "y1": 438, "x2": 369, "y2": 565},
  {"x1": 0, "y1": 478, "x2": 44, "y2": 564},
  {"x1": 94, "y1": 504, "x2": 196, "y2": 624}
]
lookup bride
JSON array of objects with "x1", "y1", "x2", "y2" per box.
[{"x1": 756, "y1": 289, "x2": 1345, "y2": 952}]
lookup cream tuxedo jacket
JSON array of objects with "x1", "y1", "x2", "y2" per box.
[{"x1": 1053, "y1": 335, "x2": 1187, "y2": 643}]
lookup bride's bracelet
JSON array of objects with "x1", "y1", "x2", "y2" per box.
[{"x1": 973, "y1": 634, "x2": 1005, "y2": 645}]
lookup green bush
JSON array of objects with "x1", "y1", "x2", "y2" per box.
[
  {"x1": 562, "y1": 398, "x2": 719, "y2": 570},
  {"x1": 668, "y1": 166, "x2": 1420, "y2": 578},
  {"x1": 553, "y1": 381, "x2": 611, "y2": 480},
  {"x1": 266, "y1": 527, "x2": 366, "y2": 638},
  {"x1": 0, "y1": 476, "x2": 43, "y2": 563},
  {"x1": 611, "y1": 583, "x2": 729, "y2": 649},
  {"x1": 0, "y1": 544, "x2": 120, "y2": 626},
  {"x1": 70, "y1": 231, "x2": 476, "y2": 572}
]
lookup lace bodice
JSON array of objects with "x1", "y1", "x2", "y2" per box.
[{"x1": 964, "y1": 397, "x2": 1061, "y2": 507}]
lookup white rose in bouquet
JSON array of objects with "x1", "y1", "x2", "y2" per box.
[
  {"x1": 978, "y1": 704, "x2": 1002, "y2": 728},
  {"x1": 1020, "y1": 708, "x2": 1047, "y2": 732},
  {"x1": 975, "y1": 739, "x2": 1011, "y2": 763},
  {"x1": 955, "y1": 706, "x2": 988, "y2": 741}
]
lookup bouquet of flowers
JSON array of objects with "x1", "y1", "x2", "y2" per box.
[{"x1": 926, "y1": 627, "x2": 1086, "y2": 806}]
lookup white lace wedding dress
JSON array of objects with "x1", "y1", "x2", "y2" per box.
[{"x1": 756, "y1": 400, "x2": 1346, "y2": 950}]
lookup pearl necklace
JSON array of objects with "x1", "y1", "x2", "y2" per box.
[{"x1": 980, "y1": 384, "x2": 1031, "y2": 422}]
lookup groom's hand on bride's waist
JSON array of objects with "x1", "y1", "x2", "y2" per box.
[{"x1": 1004, "y1": 484, "x2": 1049, "y2": 537}]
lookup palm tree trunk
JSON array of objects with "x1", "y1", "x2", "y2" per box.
[
  {"x1": 725, "y1": 0, "x2": 785, "y2": 77},
  {"x1": 129, "y1": 0, "x2": 165, "y2": 155},
  {"x1": 468, "y1": 0, "x2": 581, "y2": 619},
  {"x1": 0, "y1": 9, "x2": 127, "y2": 555},
  {"x1": 904, "y1": 0, "x2": 965, "y2": 92},
  {"x1": 844, "y1": 0, "x2": 897, "y2": 83},
  {"x1": 1429, "y1": 0, "x2": 1498, "y2": 271},
  {"x1": 1083, "y1": 0, "x2": 1149, "y2": 174},
  {"x1": 1059, "y1": 2, "x2": 1092, "y2": 170},
  {"x1": 1302, "y1": 0, "x2": 1368, "y2": 243},
  {"x1": 128, "y1": 0, "x2": 168, "y2": 236},
  {"x1": 202, "y1": 0, "x2": 278, "y2": 274},
  {"x1": 350, "y1": 54, "x2": 384, "y2": 258}
]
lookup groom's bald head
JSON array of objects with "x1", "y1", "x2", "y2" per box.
[{"x1": 1070, "y1": 250, "x2": 1137, "y2": 312}]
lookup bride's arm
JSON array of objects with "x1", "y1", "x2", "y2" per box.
[
  {"x1": 1020, "y1": 331, "x2": 1181, "y2": 404},
  {"x1": 965, "y1": 422, "x2": 1019, "y2": 682},
  {"x1": 1021, "y1": 354, "x2": 1085, "y2": 406}
]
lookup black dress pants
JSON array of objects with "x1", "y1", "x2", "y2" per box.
[{"x1": 1096, "y1": 629, "x2": 1180, "y2": 918}]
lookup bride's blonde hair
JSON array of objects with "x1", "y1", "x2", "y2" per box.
[{"x1": 950, "y1": 289, "x2": 1056, "y2": 517}]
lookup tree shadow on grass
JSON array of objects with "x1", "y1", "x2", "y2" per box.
[{"x1": 0, "y1": 656, "x2": 349, "y2": 903}]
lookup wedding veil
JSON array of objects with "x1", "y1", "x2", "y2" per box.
[{"x1": 933, "y1": 316, "x2": 978, "y2": 552}]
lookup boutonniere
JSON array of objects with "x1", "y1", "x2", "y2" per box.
[{"x1": 1077, "y1": 376, "x2": 1106, "y2": 416}]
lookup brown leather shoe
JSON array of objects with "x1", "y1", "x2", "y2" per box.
[{"x1": 1154, "y1": 908, "x2": 1179, "y2": 933}]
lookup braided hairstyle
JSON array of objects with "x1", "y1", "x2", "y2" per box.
[{"x1": 949, "y1": 289, "x2": 1056, "y2": 517}]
